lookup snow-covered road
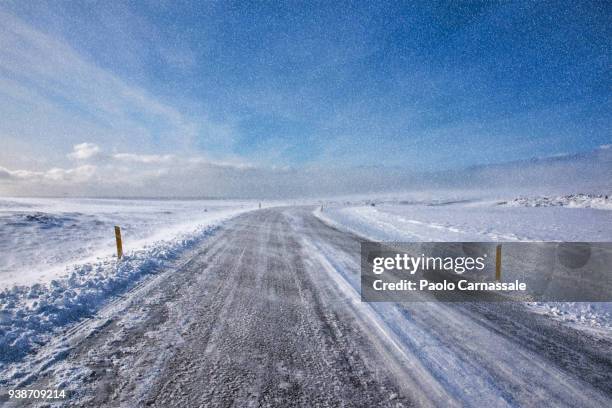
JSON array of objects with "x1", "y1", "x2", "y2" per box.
[{"x1": 3, "y1": 207, "x2": 611, "y2": 407}]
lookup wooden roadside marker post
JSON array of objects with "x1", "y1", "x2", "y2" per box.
[
  {"x1": 115, "y1": 226, "x2": 123, "y2": 259},
  {"x1": 495, "y1": 244, "x2": 502, "y2": 281}
]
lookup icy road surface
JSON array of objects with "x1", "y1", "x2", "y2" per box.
[{"x1": 4, "y1": 208, "x2": 611, "y2": 407}]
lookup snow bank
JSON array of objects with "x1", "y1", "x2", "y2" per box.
[
  {"x1": 0, "y1": 205, "x2": 251, "y2": 368},
  {"x1": 0, "y1": 198, "x2": 254, "y2": 287}
]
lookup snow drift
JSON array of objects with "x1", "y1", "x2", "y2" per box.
[{"x1": 0, "y1": 199, "x2": 254, "y2": 368}]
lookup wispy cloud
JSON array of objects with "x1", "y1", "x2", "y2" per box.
[
  {"x1": 1, "y1": 2, "x2": 609, "y2": 198},
  {"x1": 112, "y1": 153, "x2": 175, "y2": 164},
  {"x1": 0, "y1": 142, "x2": 256, "y2": 196},
  {"x1": 68, "y1": 143, "x2": 101, "y2": 160},
  {"x1": 0, "y1": 7, "x2": 235, "y2": 170},
  {"x1": 0, "y1": 164, "x2": 96, "y2": 183}
]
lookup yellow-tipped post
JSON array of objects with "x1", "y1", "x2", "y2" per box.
[
  {"x1": 495, "y1": 244, "x2": 502, "y2": 281},
  {"x1": 115, "y1": 226, "x2": 123, "y2": 259}
]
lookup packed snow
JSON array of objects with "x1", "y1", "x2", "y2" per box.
[
  {"x1": 0, "y1": 198, "x2": 255, "y2": 367},
  {"x1": 315, "y1": 193, "x2": 612, "y2": 330}
]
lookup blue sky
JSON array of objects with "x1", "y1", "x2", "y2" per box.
[{"x1": 0, "y1": 1, "x2": 610, "y2": 197}]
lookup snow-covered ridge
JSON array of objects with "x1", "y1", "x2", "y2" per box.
[
  {"x1": 0, "y1": 221, "x2": 238, "y2": 369},
  {"x1": 503, "y1": 194, "x2": 612, "y2": 210}
]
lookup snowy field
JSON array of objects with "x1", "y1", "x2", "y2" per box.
[
  {"x1": 0, "y1": 198, "x2": 256, "y2": 366},
  {"x1": 1, "y1": 192, "x2": 610, "y2": 381},
  {"x1": 316, "y1": 194, "x2": 612, "y2": 242},
  {"x1": 315, "y1": 192, "x2": 612, "y2": 330},
  {"x1": 0, "y1": 198, "x2": 256, "y2": 288}
]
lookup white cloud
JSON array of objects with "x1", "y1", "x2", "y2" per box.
[
  {"x1": 0, "y1": 167, "x2": 14, "y2": 179},
  {"x1": 0, "y1": 166, "x2": 42, "y2": 180},
  {"x1": 186, "y1": 156, "x2": 256, "y2": 170},
  {"x1": 44, "y1": 165, "x2": 96, "y2": 182},
  {"x1": 68, "y1": 143, "x2": 100, "y2": 160},
  {"x1": 112, "y1": 153, "x2": 175, "y2": 164},
  {"x1": 0, "y1": 164, "x2": 96, "y2": 183}
]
